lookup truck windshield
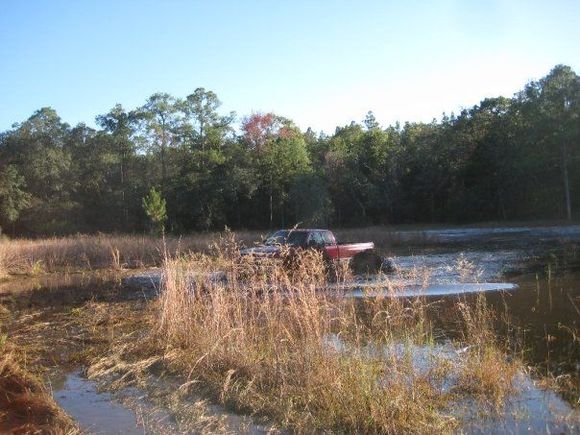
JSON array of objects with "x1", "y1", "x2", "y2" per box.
[{"x1": 264, "y1": 230, "x2": 307, "y2": 247}]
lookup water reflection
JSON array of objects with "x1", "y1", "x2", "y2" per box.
[
  {"x1": 341, "y1": 282, "x2": 517, "y2": 298},
  {"x1": 0, "y1": 271, "x2": 126, "y2": 310},
  {"x1": 324, "y1": 333, "x2": 576, "y2": 433},
  {"x1": 54, "y1": 371, "x2": 146, "y2": 435}
]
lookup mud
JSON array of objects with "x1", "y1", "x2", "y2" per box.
[{"x1": 2, "y1": 224, "x2": 579, "y2": 433}]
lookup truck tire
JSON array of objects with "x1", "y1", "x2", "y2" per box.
[{"x1": 350, "y1": 250, "x2": 383, "y2": 275}]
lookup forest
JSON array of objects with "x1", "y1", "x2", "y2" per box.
[{"x1": 0, "y1": 64, "x2": 578, "y2": 236}]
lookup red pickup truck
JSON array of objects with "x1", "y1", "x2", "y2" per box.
[{"x1": 240, "y1": 229, "x2": 383, "y2": 274}]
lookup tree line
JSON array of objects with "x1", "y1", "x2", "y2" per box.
[{"x1": 0, "y1": 65, "x2": 578, "y2": 236}]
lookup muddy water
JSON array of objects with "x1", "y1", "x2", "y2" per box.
[
  {"x1": 2, "y1": 229, "x2": 579, "y2": 433},
  {"x1": 390, "y1": 224, "x2": 580, "y2": 247},
  {"x1": 52, "y1": 370, "x2": 277, "y2": 434},
  {"x1": 460, "y1": 374, "x2": 575, "y2": 434},
  {"x1": 356, "y1": 248, "x2": 580, "y2": 380},
  {"x1": 503, "y1": 271, "x2": 580, "y2": 377},
  {"x1": 325, "y1": 335, "x2": 577, "y2": 433},
  {"x1": 342, "y1": 282, "x2": 517, "y2": 297},
  {"x1": 0, "y1": 271, "x2": 122, "y2": 310},
  {"x1": 53, "y1": 371, "x2": 150, "y2": 435}
]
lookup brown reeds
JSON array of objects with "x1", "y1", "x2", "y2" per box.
[
  {"x1": 0, "y1": 351, "x2": 79, "y2": 434},
  {"x1": 138, "y1": 236, "x2": 521, "y2": 432},
  {"x1": 0, "y1": 226, "x2": 438, "y2": 278},
  {"x1": 0, "y1": 231, "x2": 261, "y2": 276},
  {"x1": 1, "y1": 230, "x2": 526, "y2": 432}
]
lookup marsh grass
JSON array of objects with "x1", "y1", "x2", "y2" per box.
[
  {"x1": 0, "y1": 231, "x2": 262, "y2": 276},
  {"x1": 83, "y1": 234, "x2": 525, "y2": 433},
  {"x1": 0, "y1": 226, "x2": 440, "y2": 278},
  {"x1": 0, "y1": 230, "x2": 538, "y2": 432}
]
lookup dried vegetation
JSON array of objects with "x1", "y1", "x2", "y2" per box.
[
  {"x1": 83, "y1": 235, "x2": 525, "y2": 433},
  {"x1": 0, "y1": 348, "x2": 79, "y2": 434},
  {"x1": 0, "y1": 232, "x2": 261, "y2": 276}
]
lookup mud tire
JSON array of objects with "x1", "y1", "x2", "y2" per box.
[{"x1": 350, "y1": 250, "x2": 383, "y2": 275}]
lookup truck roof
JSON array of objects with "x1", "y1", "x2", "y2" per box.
[{"x1": 275, "y1": 228, "x2": 330, "y2": 232}]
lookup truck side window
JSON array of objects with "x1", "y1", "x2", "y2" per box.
[
  {"x1": 316, "y1": 232, "x2": 325, "y2": 246},
  {"x1": 321, "y1": 231, "x2": 334, "y2": 246},
  {"x1": 309, "y1": 232, "x2": 324, "y2": 247}
]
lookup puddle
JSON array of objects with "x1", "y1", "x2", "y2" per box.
[
  {"x1": 461, "y1": 374, "x2": 578, "y2": 434},
  {"x1": 54, "y1": 371, "x2": 153, "y2": 434},
  {"x1": 53, "y1": 370, "x2": 280, "y2": 434},
  {"x1": 324, "y1": 335, "x2": 578, "y2": 433}
]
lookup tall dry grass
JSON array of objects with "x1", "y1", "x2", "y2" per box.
[
  {"x1": 0, "y1": 226, "x2": 438, "y2": 277},
  {"x1": 140, "y1": 235, "x2": 521, "y2": 433},
  {"x1": 0, "y1": 231, "x2": 262, "y2": 276}
]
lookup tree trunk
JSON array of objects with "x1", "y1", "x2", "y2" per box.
[
  {"x1": 269, "y1": 188, "x2": 273, "y2": 229},
  {"x1": 561, "y1": 140, "x2": 572, "y2": 221},
  {"x1": 354, "y1": 196, "x2": 366, "y2": 219},
  {"x1": 160, "y1": 137, "x2": 166, "y2": 191},
  {"x1": 120, "y1": 160, "x2": 128, "y2": 229},
  {"x1": 497, "y1": 186, "x2": 507, "y2": 220}
]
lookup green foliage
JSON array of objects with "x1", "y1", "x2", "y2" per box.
[
  {"x1": 0, "y1": 64, "x2": 578, "y2": 235},
  {"x1": 289, "y1": 173, "x2": 333, "y2": 226},
  {"x1": 0, "y1": 165, "x2": 31, "y2": 226},
  {"x1": 142, "y1": 187, "x2": 167, "y2": 234}
]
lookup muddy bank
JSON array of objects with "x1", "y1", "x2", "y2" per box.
[{"x1": 0, "y1": 353, "x2": 79, "y2": 434}]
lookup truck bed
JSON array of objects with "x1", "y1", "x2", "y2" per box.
[{"x1": 326, "y1": 242, "x2": 374, "y2": 260}]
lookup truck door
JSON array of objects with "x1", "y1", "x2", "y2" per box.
[{"x1": 321, "y1": 231, "x2": 339, "y2": 259}]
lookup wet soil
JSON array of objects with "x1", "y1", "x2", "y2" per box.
[{"x1": 1, "y1": 225, "x2": 579, "y2": 433}]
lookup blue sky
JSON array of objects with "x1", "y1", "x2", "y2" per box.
[{"x1": 1, "y1": 0, "x2": 579, "y2": 133}]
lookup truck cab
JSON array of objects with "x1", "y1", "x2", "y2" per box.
[{"x1": 243, "y1": 229, "x2": 383, "y2": 274}]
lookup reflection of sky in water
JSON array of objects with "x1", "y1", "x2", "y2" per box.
[
  {"x1": 55, "y1": 371, "x2": 144, "y2": 435},
  {"x1": 342, "y1": 282, "x2": 517, "y2": 298},
  {"x1": 328, "y1": 249, "x2": 524, "y2": 297},
  {"x1": 389, "y1": 250, "x2": 527, "y2": 283},
  {"x1": 325, "y1": 335, "x2": 577, "y2": 434},
  {"x1": 55, "y1": 370, "x2": 274, "y2": 434}
]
